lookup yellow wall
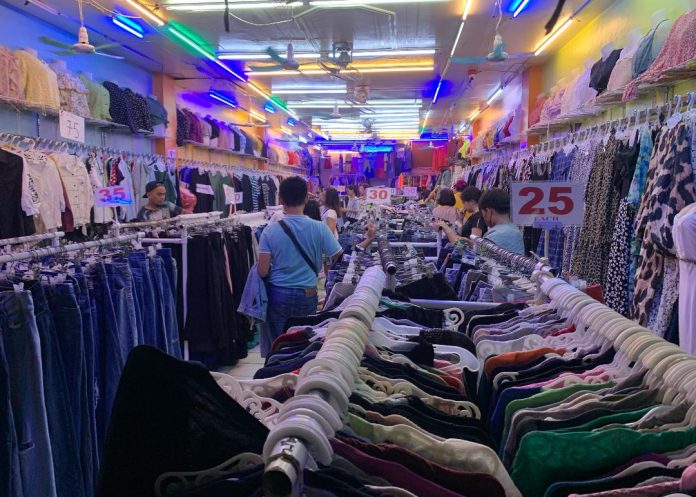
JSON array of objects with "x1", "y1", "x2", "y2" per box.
[{"x1": 544, "y1": 0, "x2": 695, "y2": 91}]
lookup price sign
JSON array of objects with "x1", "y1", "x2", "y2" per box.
[
  {"x1": 223, "y1": 185, "x2": 235, "y2": 205},
  {"x1": 335, "y1": 185, "x2": 346, "y2": 193},
  {"x1": 234, "y1": 191, "x2": 244, "y2": 204},
  {"x1": 95, "y1": 185, "x2": 133, "y2": 208},
  {"x1": 365, "y1": 187, "x2": 391, "y2": 205},
  {"x1": 403, "y1": 186, "x2": 418, "y2": 197},
  {"x1": 510, "y1": 182, "x2": 584, "y2": 226},
  {"x1": 59, "y1": 110, "x2": 85, "y2": 143}
]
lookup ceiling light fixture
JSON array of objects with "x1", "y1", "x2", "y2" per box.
[
  {"x1": 449, "y1": 22, "x2": 465, "y2": 58},
  {"x1": 486, "y1": 86, "x2": 503, "y2": 105},
  {"x1": 272, "y1": 88, "x2": 346, "y2": 95},
  {"x1": 247, "y1": 82, "x2": 270, "y2": 100},
  {"x1": 209, "y1": 90, "x2": 238, "y2": 108},
  {"x1": 124, "y1": 0, "x2": 165, "y2": 26},
  {"x1": 461, "y1": 0, "x2": 472, "y2": 20},
  {"x1": 166, "y1": 0, "x2": 446, "y2": 10},
  {"x1": 249, "y1": 110, "x2": 267, "y2": 122},
  {"x1": 432, "y1": 78, "x2": 444, "y2": 105},
  {"x1": 264, "y1": 102, "x2": 276, "y2": 113},
  {"x1": 299, "y1": 136, "x2": 308, "y2": 143},
  {"x1": 288, "y1": 98, "x2": 421, "y2": 106},
  {"x1": 510, "y1": 0, "x2": 530, "y2": 17},
  {"x1": 287, "y1": 118, "x2": 297, "y2": 126},
  {"x1": 245, "y1": 66, "x2": 434, "y2": 76},
  {"x1": 280, "y1": 126, "x2": 293, "y2": 135},
  {"x1": 24, "y1": 0, "x2": 60, "y2": 16},
  {"x1": 167, "y1": 26, "x2": 246, "y2": 81},
  {"x1": 112, "y1": 14, "x2": 144, "y2": 38},
  {"x1": 534, "y1": 17, "x2": 574, "y2": 56},
  {"x1": 469, "y1": 108, "x2": 482, "y2": 120},
  {"x1": 218, "y1": 48, "x2": 436, "y2": 60}
]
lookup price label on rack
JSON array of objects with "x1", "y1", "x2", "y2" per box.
[
  {"x1": 365, "y1": 187, "x2": 391, "y2": 205},
  {"x1": 510, "y1": 182, "x2": 584, "y2": 226},
  {"x1": 403, "y1": 186, "x2": 418, "y2": 197},
  {"x1": 234, "y1": 191, "x2": 244, "y2": 204},
  {"x1": 95, "y1": 186, "x2": 133, "y2": 208},
  {"x1": 59, "y1": 110, "x2": 85, "y2": 143},
  {"x1": 223, "y1": 185, "x2": 235, "y2": 205}
]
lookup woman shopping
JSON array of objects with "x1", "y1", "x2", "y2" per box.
[{"x1": 320, "y1": 187, "x2": 342, "y2": 239}]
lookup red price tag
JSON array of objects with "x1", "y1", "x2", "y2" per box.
[
  {"x1": 365, "y1": 187, "x2": 391, "y2": 205},
  {"x1": 95, "y1": 185, "x2": 133, "y2": 207},
  {"x1": 510, "y1": 182, "x2": 584, "y2": 226}
]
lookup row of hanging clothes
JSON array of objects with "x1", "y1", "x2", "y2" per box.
[
  {"x1": 461, "y1": 94, "x2": 696, "y2": 340},
  {"x1": 468, "y1": 237, "x2": 696, "y2": 497},
  {"x1": 96, "y1": 265, "x2": 527, "y2": 497},
  {"x1": 115, "y1": 214, "x2": 264, "y2": 370},
  {"x1": 0, "y1": 231, "x2": 180, "y2": 497}
]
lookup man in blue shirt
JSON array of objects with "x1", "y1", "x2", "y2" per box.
[
  {"x1": 479, "y1": 188, "x2": 525, "y2": 255},
  {"x1": 259, "y1": 177, "x2": 378, "y2": 356}
]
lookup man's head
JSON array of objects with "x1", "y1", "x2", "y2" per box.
[
  {"x1": 460, "y1": 186, "x2": 482, "y2": 214},
  {"x1": 279, "y1": 176, "x2": 309, "y2": 208},
  {"x1": 478, "y1": 188, "x2": 511, "y2": 227},
  {"x1": 144, "y1": 181, "x2": 167, "y2": 207}
]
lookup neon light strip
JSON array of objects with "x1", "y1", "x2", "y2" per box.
[
  {"x1": 512, "y1": 0, "x2": 530, "y2": 17},
  {"x1": 246, "y1": 66, "x2": 434, "y2": 76},
  {"x1": 167, "y1": 26, "x2": 245, "y2": 81},
  {"x1": 534, "y1": 17, "x2": 574, "y2": 56},
  {"x1": 112, "y1": 16, "x2": 144, "y2": 38},
  {"x1": 166, "y1": 0, "x2": 447, "y2": 10},
  {"x1": 486, "y1": 87, "x2": 503, "y2": 105},
  {"x1": 249, "y1": 110, "x2": 267, "y2": 122},
  {"x1": 432, "y1": 78, "x2": 443, "y2": 105},
  {"x1": 218, "y1": 49, "x2": 436, "y2": 60},
  {"x1": 209, "y1": 92, "x2": 237, "y2": 108},
  {"x1": 125, "y1": 0, "x2": 165, "y2": 26}
]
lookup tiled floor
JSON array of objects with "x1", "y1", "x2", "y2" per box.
[{"x1": 225, "y1": 345, "x2": 264, "y2": 379}]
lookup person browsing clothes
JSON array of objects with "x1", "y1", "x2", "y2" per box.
[{"x1": 137, "y1": 181, "x2": 181, "y2": 221}]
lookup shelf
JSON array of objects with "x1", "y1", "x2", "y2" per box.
[{"x1": 180, "y1": 140, "x2": 268, "y2": 161}]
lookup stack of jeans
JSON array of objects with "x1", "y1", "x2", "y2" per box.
[{"x1": 0, "y1": 248, "x2": 181, "y2": 497}]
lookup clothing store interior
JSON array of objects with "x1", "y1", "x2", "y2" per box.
[{"x1": 3, "y1": 0, "x2": 696, "y2": 496}]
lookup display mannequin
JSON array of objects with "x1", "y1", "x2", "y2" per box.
[
  {"x1": 600, "y1": 42, "x2": 615, "y2": 60},
  {"x1": 651, "y1": 9, "x2": 667, "y2": 28},
  {"x1": 626, "y1": 27, "x2": 643, "y2": 45}
]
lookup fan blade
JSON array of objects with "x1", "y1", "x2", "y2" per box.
[
  {"x1": 450, "y1": 56, "x2": 488, "y2": 64},
  {"x1": 51, "y1": 50, "x2": 77, "y2": 56},
  {"x1": 248, "y1": 64, "x2": 284, "y2": 72},
  {"x1": 95, "y1": 52, "x2": 125, "y2": 60},
  {"x1": 509, "y1": 52, "x2": 534, "y2": 60},
  {"x1": 265, "y1": 47, "x2": 286, "y2": 65},
  {"x1": 40, "y1": 36, "x2": 73, "y2": 49},
  {"x1": 94, "y1": 43, "x2": 120, "y2": 50}
]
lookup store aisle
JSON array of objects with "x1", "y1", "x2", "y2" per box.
[{"x1": 225, "y1": 345, "x2": 264, "y2": 379}]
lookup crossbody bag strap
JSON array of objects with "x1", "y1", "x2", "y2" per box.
[{"x1": 278, "y1": 220, "x2": 318, "y2": 274}]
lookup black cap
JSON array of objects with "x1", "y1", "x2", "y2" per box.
[{"x1": 143, "y1": 181, "x2": 165, "y2": 198}]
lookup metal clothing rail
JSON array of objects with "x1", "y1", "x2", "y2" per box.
[
  {"x1": 0, "y1": 231, "x2": 65, "y2": 248},
  {"x1": 110, "y1": 212, "x2": 222, "y2": 234},
  {"x1": 263, "y1": 267, "x2": 387, "y2": 497},
  {"x1": 0, "y1": 232, "x2": 145, "y2": 264}
]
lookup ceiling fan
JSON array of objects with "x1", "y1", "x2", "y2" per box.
[
  {"x1": 38, "y1": 0, "x2": 123, "y2": 59},
  {"x1": 314, "y1": 101, "x2": 361, "y2": 120},
  {"x1": 248, "y1": 44, "x2": 300, "y2": 72},
  {"x1": 450, "y1": 0, "x2": 531, "y2": 65}
]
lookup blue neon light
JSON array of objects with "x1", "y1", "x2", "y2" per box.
[
  {"x1": 209, "y1": 90, "x2": 237, "y2": 108},
  {"x1": 508, "y1": 0, "x2": 531, "y2": 16},
  {"x1": 287, "y1": 118, "x2": 297, "y2": 126},
  {"x1": 432, "y1": 78, "x2": 444, "y2": 104},
  {"x1": 112, "y1": 14, "x2": 144, "y2": 38},
  {"x1": 264, "y1": 102, "x2": 276, "y2": 113}
]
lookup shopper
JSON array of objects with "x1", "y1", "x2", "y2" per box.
[
  {"x1": 320, "y1": 187, "x2": 342, "y2": 239},
  {"x1": 432, "y1": 188, "x2": 461, "y2": 224},
  {"x1": 345, "y1": 184, "x2": 362, "y2": 223},
  {"x1": 459, "y1": 186, "x2": 487, "y2": 238},
  {"x1": 257, "y1": 177, "x2": 342, "y2": 356},
  {"x1": 453, "y1": 179, "x2": 468, "y2": 210},
  {"x1": 303, "y1": 199, "x2": 321, "y2": 221},
  {"x1": 359, "y1": 183, "x2": 369, "y2": 201},
  {"x1": 137, "y1": 181, "x2": 181, "y2": 221},
  {"x1": 479, "y1": 188, "x2": 525, "y2": 255}
]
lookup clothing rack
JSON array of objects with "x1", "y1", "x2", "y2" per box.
[
  {"x1": 0, "y1": 232, "x2": 145, "y2": 264},
  {"x1": 522, "y1": 91, "x2": 696, "y2": 157},
  {"x1": 262, "y1": 266, "x2": 387, "y2": 497},
  {"x1": 0, "y1": 231, "x2": 65, "y2": 248}
]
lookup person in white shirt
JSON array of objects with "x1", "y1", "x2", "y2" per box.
[
  {"x1": 320, "y1": 187, "x2": 342, "y2": 239},
  {"x1": 345, "y1": 184, "x2": 363, "y2": 222}
]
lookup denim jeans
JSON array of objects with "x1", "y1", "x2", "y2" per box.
[
  {"x1": 0, "y1": 325, "x2": 22, "y2": 497},
  {"x1": 262, "y1": 285, "x2": 318, "y2": 357},
  {"x1": 88, "y1": 262, "x2": 125, "y2": 456},
  {"x1": 0, "y1": 290, "x2": 58, "y2": 497},
  {"x1": 104, "y1": 261, "x2": 139, "y2": 359},
  {"x1": 26, "y1": 281, "x2": 86, "y2": 497},
  {"x1": 127, "y1": 252, "x2": 156, "y2": 348},
  {"x1": 152, "y1": 256, "x2": 181, "y2": 358}
]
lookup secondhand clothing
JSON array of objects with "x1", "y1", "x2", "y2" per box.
[
  {"x1": 461, "y1": 211, "x2": 487, "y2": 239},
  {"x1": 485, "y1": 222, "x2": 525, "y2": 255},
  {"x1": 433, "y1": 205, "x2": 461, "y2": 224},
  {"x1": 259, "y1": 214, "x2": 342, "y2": 289}
]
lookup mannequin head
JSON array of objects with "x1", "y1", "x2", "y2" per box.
[
  {"x1": 601, "y1": 42, "x2": 615, "y2": 59},
  {"x1": 627, "y1": 27, "x2": 643, "y2": 44},
  {"x1": 24, "y1": 48, "x2": 38, "y2": 57}
]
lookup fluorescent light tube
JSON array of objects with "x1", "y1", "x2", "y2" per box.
[
  {"x1": 487, "y1": 87, "x2": 503, "y2": 105},
  {"x1": 125, "y1": 0, "x2": 165, "y2": 26},
  {"x1": 209, "y1": 91, "x2": 237, "y2": 108},
  {"x1": 288, "y1": 98, "x2": 421, "y2": 105},
  {"x1": 219, "y1": 53, "x2": 321, "y2": 60},
  {"x1": 469, "y1": 108, "x2": 482, "y2": 120},
  {"x1": 534, "y1": 17, "x2": 574, "y2": 56},
  {"x1": 249, "y1": 110, "x2": 267, "y2": 122},
  {"x1": 219, "y1": 48, "x2": 435, "y2": 60},
  {"x1": 272, "y1": 88, "x2": 346, "y2": 95},
  {"x1": 512, "y1": 0, "x2": 530, "y2": 17},
  {"x1": 25, "y1": 0, "x2": 60, "y2": 16},
  {"x1": 449, "y1": 22, "x2": 465, "y2": 57},
  {"x1": 167, "y1": 0, "x2": 446, "y2": 10},
  {"x1": 246, "y1": 66, "x2": 433, "y2": 76},
  {"x1": 264, "y1": 102, "x2": 276, "y2": 113},
  {"x1": 167, "y1": 27, "x2": 245, "y2": 81},
  {"x1": 112, "y1": 15, "x2": 144, "y2": 38},
  {"x1": 462, "y1": 0, "x2": 472, "y2": 20},
  {"x1": 247, "y1": 82, "x2": 270, "y2": 100},
  {"x1": 432, "y1": 78, "x2": 443, "y2": 104}
]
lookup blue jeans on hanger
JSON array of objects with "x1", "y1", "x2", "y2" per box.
[
  {"x1": 88, "y1": 262, "x2": 125, "y2": 457},
  {"x1": 0, "y1": 312, "x2": 23, "y2": 497},
  {"x1": 0, "y1": 290, "x2": 58, "y2": 497},
  {"x1": 105, "y1": 261, "x2": 139, "y2": 358},
  {"x1": 263, "y1": 285, "x2": 318, "y2": 357},
  {"x1": 152, "y1": 255, "x2": 181, "y2": 359},
  {"x1": 25, "y1": 281, "x2": 86, "y2": 497},
  {"x1": 128, "y1": 252, "x2": 156, "y2": 348}
]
